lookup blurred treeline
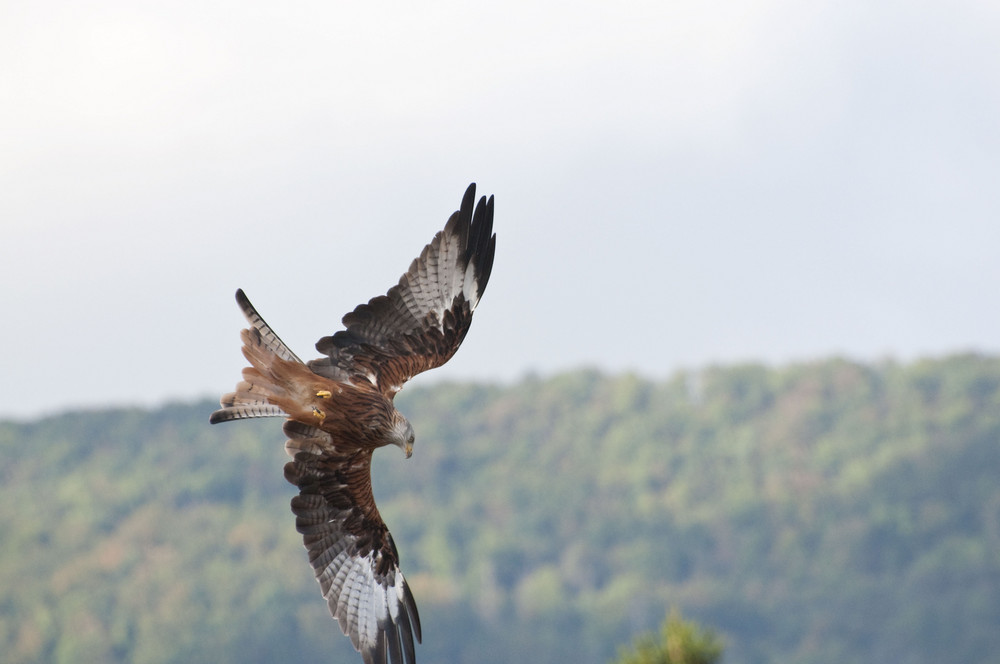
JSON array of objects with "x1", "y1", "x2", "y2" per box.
[{"x1": 1, "y1": 354, "x2": 998, "y2": 663}]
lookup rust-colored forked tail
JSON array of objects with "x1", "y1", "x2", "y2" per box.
[{"x1": 210, "y1": 289, "x2": 303, "y2": 424}]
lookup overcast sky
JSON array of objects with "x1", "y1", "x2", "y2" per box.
[{"x1": 2, "y1": 0, "x2": 998, "y2": 419}]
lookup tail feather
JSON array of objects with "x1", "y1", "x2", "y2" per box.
[
  {"x1": 235, "y1": 289, "x2": 302, "y2": 363},
  {"x1": 210, "y1": 291, "x2": 303, "y2": 424},
  {"x1": 209, "y1": 401, "x2": 286, "y2": 423}
]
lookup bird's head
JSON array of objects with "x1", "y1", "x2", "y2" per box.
[{"x1": 390, "y1": 412, "x2": 415, "y2": 458}]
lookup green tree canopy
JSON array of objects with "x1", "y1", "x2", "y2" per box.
[{"x1": 613, "y1": 610, "x2": 723, "y2": 664}]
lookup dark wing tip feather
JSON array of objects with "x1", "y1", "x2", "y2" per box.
[
  {"x1": 403, "y1": 581, "x2": 422, "y2": 643},
  {"x1": 399, "y1": 612, "x2": 418, "y2": 664},
  {"x1": 384, "y1": 622, "x2": 402, "y2": 664},
  {"x1": 461, "y1": 182, "x2": 477, "y2": 219},
  {"x1": 473, "y1": 193, "x2": 495, "y2": 298}
]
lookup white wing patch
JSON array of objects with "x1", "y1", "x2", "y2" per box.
[
  {"x1": 320, "y1": 550, "x2": 415, "y2": 662},
  {"x1": 399, "y1": 225, "x2": 470, "y2": 333}
]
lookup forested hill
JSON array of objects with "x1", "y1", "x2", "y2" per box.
[{"x1": 2, "y1": 354, "x2": 999, "y2": 664}]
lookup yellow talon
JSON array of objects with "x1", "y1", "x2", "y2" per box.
[
  {"x1": 311, "y1": 406, "x2": 326, "y2": 423},
  {"x1": 316, "y1": 390, "x2": 332, "y2": 398}
]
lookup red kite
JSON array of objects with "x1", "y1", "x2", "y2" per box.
[{"x1": 210, "y1": 183, "x2": 495, "y2": 664}]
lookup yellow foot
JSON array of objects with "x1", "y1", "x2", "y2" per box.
[
  {"x1": 311, "y1": 406, "x2": 326, "y2": 423},
  {"x1": 316, "y1": 390, "x2": 332, "y2": 398}
]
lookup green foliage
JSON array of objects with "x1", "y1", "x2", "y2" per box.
[
  {"x1": 613, "y1": 610, "x2": 723, "y2": 664},
  {"x1": 1, "y1": 354, "x2": 999, "y2": 663}
]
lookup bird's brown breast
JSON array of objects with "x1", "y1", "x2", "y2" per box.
[{"x1": 298, "y1": 375, "x2": 397, "y2": 449}]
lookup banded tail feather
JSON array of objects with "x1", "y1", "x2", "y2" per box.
[{"x1": 209, "y1": 292, "x2": 302, "y2": 424}]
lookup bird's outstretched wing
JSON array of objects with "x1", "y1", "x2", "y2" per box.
[
  {"x1": 283, "y1": 419, "x2": 422, "y2": 664},
  {"x1": 308, "y1": 183, "x2": 495, "y2": 397}
]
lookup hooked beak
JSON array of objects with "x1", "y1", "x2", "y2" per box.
[{"x1": 404, "y1": 441, "x2": 413, "y2": 458}]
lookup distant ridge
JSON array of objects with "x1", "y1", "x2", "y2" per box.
[{"x1": 1, "y1": 354, "x2": 998, "y2": 664}]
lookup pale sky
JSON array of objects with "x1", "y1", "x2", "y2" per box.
[{"x1": 2, "y1": 0, "x2": 998, "y2": 419}]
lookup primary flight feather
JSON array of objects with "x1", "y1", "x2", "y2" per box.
[{"x1": 210, "y1": 183, "x2": 496, "y2": 664}]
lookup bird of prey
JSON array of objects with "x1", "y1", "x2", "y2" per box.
[{"x1": 209, "y1": 183, "x2": 495, "y2": 664}]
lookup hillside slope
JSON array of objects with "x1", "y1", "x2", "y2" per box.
[{"x1": 1, "y1": 354, "x2": 998, "y2": 663}]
